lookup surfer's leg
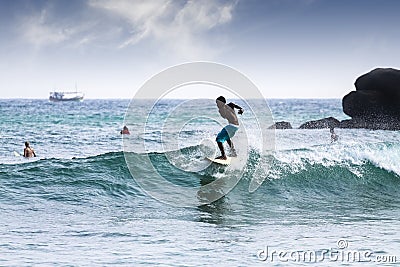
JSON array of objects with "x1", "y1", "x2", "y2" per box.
[
  {"x1": 227, "y1": 139, "x2": 232, "y2": 148},
  {"x1": 216, "y1": 142, "x2": 227, "y2": 160},
  {"x1": 226, "y1": 139, "x2": 237, "y2": 157},
  {"x1": 216, "y1": 127, "x2": 229, "y2": 160}
]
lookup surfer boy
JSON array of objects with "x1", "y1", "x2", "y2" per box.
[
  {"x1": 215, "y1": 96, "x2": 244, "y2": 160},
  {"x1": 330, "y1": 127, "x2": 338, "y2": 142},
  {"x1": 23, "y1": 141, "x2": 36, "y2": 158}
]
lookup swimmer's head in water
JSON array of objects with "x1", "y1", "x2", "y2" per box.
[{"x1": 25, "y1": 141, "x2": 30, "y2": 147}]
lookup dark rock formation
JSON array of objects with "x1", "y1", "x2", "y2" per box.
[
  {"x1": 339, "y1": 118, "x2": 400, "y2": 130},
  {"x1": 338, "y1": 119, "x2": 365, "y2": 129},
  {"x1": 299, "y1": 117, "x2": 340, "y2": 129},
  {"x1": 342, "y1": 68, "x2": 400, "y2": 129},
  {"x1": 268, "y1": 121, "x2": 292, "y2": 129},
  {"x1": 267, "y1": 68, "x2": 400, "y2": 130}
]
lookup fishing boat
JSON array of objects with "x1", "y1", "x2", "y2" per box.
[{"x1": 49, "y1": 90, "x2": 84, "y2": 102}]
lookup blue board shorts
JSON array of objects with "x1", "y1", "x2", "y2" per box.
[{"x1": 216, "y1": 124, "x2": 239, "y2": 143}]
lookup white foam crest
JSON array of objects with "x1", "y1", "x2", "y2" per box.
[{"x1": 271, "y1": 129, "x2": 400, "y2": 177}]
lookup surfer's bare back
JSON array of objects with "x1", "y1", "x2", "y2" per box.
[{"x1": 215, "y1": 96, "x2": 243, "y2": 160}]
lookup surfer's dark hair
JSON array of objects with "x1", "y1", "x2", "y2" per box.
[{"x1": 216, "y1": 96, "x2": 226, "y2": 103}]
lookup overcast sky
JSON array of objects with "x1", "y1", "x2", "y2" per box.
[{"x1": 1, "y1": 0, "x2": 400, "y2": 99}]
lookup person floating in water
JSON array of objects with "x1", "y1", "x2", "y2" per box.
[
  {"x1": 215, "y1": 96, "x2": 244, "y2": 160},
  {"x1": 120, "y1": 125, "x2": 130, "y2": 135},
  {"x1": 330, "y1": 127, "x2": 338, "y2": 142},
  {"x1": 23, "y1": 141, "x2": 36, "y2": 158}
]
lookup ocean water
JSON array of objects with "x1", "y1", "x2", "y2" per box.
[{"x1": 1, "y1": 99, "x2": 399, "y2": 266}]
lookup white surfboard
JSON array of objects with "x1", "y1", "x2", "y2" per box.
[
  {"x1": 205, "y1": 156, "x2": 232, "y2": 165},
  {"x1": 13, "y1": 151, "x2": 21, "y2": 157}
]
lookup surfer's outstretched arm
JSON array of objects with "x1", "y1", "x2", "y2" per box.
[{"x1": 228, "y1": 102, "x2": 244, "y2": 114}]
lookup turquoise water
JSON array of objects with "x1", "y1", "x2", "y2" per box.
[{"x1": 1, "y1": 99, "x2": 399, "y2": 266}]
